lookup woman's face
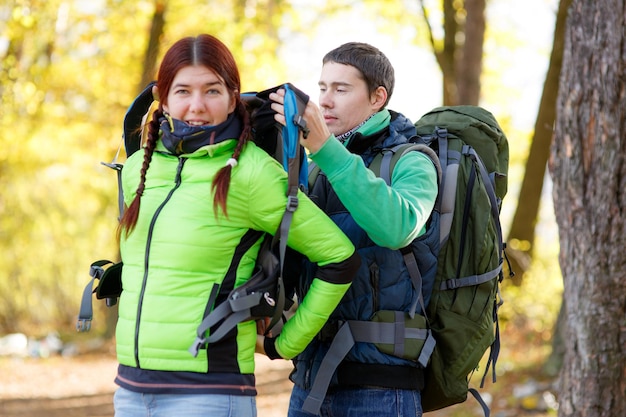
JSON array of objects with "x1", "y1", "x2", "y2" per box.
[{"x1": 163, "y1": 65, "x2": 236, "y2": 126}]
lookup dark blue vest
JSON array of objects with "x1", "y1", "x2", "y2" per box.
[{"x1": 291, "y1": 112, "x2": 439, "y2": 391}]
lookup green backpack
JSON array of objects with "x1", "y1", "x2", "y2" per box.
[{"x1": 370, "y1": 105, "x2": 510, "y2": 414}]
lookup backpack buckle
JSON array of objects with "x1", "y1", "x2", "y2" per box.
[
  {"x1": 76, "y1": 318, "x2": 92, "y2": 333},
  {"x1": 263, "y1": 292, "x2": 276, "y2": 307},
  {"x1": 434, "y1": 127, "x2": 448, "y2": 138},
  {"x1": 188, "y1": 336, "x2": 207, "y2": 357},
  {"x1": 286, "y1": 195, "x2": 299, "y2": 212},
  {"x1": 293, "y1": 115, "x2": 310, "y2": 139},
  {"x1": 89, "y1": 264, "x2": 105, "y2": 279}
]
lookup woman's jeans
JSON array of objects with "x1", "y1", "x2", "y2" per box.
[
  {"x1": 114, "y1": 387, "x2": 257, "y2": 417},
  {"x1": 287, "y1": 384, "x2": 423, "y2": 417}
]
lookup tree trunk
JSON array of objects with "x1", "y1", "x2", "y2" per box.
[
  {"x1": 137, "y1": 0, "x2": 166, "y2": 93},
  {"x1": 549, "y1": 0, "x2": 626, "y2": 416},
  {"x1": 507, "y1": 0, "x2": 571, "y2": 284},
  {"x1": 457, "y1": 0, "x2": 484, "y2": 105},
  {"x1": 420, "y1": 0, "x2": 485, "y2": 106},
  {"x1": 441, "y1": 0, "x2": 458, "y2": 105}
]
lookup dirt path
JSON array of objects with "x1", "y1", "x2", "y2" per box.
[
  {"x1": 0, "y1": 353, "x2": 293, "y2": 417},
  {"x1": 0, "y1": 344, "x2": 557, "y2": 417}
]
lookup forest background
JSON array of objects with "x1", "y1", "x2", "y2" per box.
[{"x1": 1, "y1": 0, "x2": 568, "y2": 415}]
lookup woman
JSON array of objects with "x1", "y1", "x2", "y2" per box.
[{"x1": 113, "y1": 34, "x2": 360, "y2": 417}]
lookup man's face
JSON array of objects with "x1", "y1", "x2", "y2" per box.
[{"x1": 318, "y1": 62, "x2": 378, "y2": 136}]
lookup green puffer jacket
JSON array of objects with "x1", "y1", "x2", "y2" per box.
[{"x1": 117, "y1": 138, "x2": 357, "y2": 375}]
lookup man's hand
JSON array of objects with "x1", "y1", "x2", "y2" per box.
[
  {"x1": 269, "y1": 89, "x2": 332, "y2": 154},
  {"x1": 256, "y1": 334, "x2": 266, "y2": 354}
]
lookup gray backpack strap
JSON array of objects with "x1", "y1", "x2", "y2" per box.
[
  {"x1": 189, "y1": 283, "x2": 272, "y2": 356},
  {"x1": 302, "y1": 322, "x2": 356, "y2": 415},
  {"x1": 347, "y1": 315, "x2": 435, "y2": 366},
  {"x1": 302, "y1": 317, "x2": 436, "y2": 416},
  {"x1": 101, "y1": 145, "x2": 125, "y2": 220},
  {"x1": 401, "y1": 247, "x2": 427, "y2": 319},
  {"x1": 307, "y1": 161, "x2": 321, "y2": 191},
  {"x1": 76, "y1": 260, "x2": 116, "y2": 332},
  {"x1": 375, "y1": 143, "x2": 442, "y2": 187}
]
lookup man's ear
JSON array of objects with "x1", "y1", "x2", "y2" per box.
[{"x1": 371, "y1": 86, "x2": 388, "y2": 111}]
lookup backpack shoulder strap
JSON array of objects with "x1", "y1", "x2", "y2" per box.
[
  {"x1": 307, "y1": 161, "x2": 321, "y2": 191},
  {"x1": 369, "y1": 142, "x2": 442, "y2": 187}
]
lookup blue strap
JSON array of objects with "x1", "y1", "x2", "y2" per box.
[
  {"x1": 469, "y1": 388, "x2": 491, "y2": 417},
  {"x1": 282, "y1": 84, "x2": 309, "y2": 191}
]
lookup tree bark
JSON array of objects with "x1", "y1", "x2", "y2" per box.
[
  {"x1": 457, "y1": 0, "x2": 484, "y2": 105},
  {"x1": 441, "y1": 0, "x2": 458, "y2": 105},
  {"x1": 420, "y1": 0, "x2": 485, "y2": 106},
  {"x1": 549, "y1": 0, "x2": 626, "y2": 415},
  {"x1": 137, "y1": 0, "x2": 166, "y2": 94},
  {"x1": 507, "y1": 0, "x2": 571, "y2": 284}
]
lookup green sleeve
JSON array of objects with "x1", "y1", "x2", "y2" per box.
[
  {"x1": 246, "y1": 149, "x2": 357, "y2": 267},
  {"x1": 245, "y1": 148, "x2": 360, "y2": 359},
  {"x1": 275, "y1": 279, "x2": 351, "y2": 359},
  {"x1": 310, "y1": 137, "x2": 438, "y2": 249}
]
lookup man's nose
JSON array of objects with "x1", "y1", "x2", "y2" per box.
[{"x1": 319, "y1": 91, "x2": 332, "y2": 109}]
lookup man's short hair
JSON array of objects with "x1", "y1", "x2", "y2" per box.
[{"x1": 323, "y1": 42, "x2": 395, "y2": 107}]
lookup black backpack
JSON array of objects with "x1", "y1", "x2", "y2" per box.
[{"x1": 76, "y1": 83, "x2": 310, "y2": 350}]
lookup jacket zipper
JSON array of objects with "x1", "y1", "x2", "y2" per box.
[
  {"x1": 369, "y1": 262, "x2": 380, "y2": 312},
  {"x1": 134, "y1": 157, "x2": 186, "y2": 367}
]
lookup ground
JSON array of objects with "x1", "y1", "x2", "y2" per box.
[
  {"x1": 0, "y1": 350, "x2": 294, "y2": 417},
  {"x1": 0, "y1": 329, "x2": 558, "y2": 417}
]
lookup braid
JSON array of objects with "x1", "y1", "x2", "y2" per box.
[
  {"x1": 211, "y1": 100, "x2": 251, "y2": 217},
  {"x1": 118, "y1": 108, "x2": 161, "y2": 239}
]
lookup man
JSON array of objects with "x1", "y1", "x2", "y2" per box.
[{"x1": 268, "y1": 42, "x2": 438, "y2": 417}]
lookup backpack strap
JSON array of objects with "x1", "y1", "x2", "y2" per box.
[
  {"x1": 189, "y1": 231, "x2": 284, "y2": 356},
  {"x1": 307, "y1": 161, "x2": 321, "y2": 191},
  {"x1": 99, "y1": 161, "x2": 124, "y2": 221},
  {"x1": 371, "y1": 142, "x2": 442, "y2": 187},
  {"x1": 302, "y1": 317, "x2": 436, "y2": 416},
  {"x1": 469, "y1": 388, "x2": 492, "y2": 417},
  {"x1": 189, "y1": 276, "x2": 280, "y2": 356},
  {"x1": 76, "y1": 260, "x2": 121, "y2": 332}
]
